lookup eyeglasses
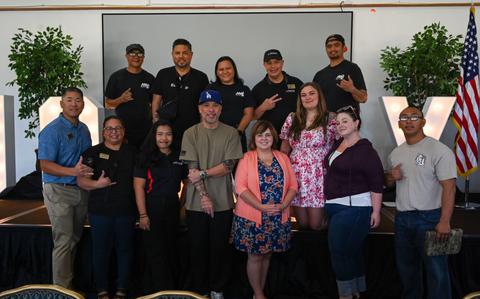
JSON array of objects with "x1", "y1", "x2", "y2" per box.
[
  {"x1": 127, "y1": 52, "x2": 144, "y2": 58},
  {"x1": 399, "y1": 115, "x2": 423, "y2": 121},
  {"x1": 336, "y1": 105, "x2": 359, "y2": 119},
  {"x1": 104, "y1": 126, "x2": 124, "y2": 132}
]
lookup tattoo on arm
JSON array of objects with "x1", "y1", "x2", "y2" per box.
[
  {"x1": 222, "y1": 159, "x2": 237, "y2": 172},
  {"x1": 193, "y1": 180, "x2": 208, "y2": 197}
]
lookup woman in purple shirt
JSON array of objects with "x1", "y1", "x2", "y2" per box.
[{"x1": 324, "y1": 106, "x2": 383, "y2": 299}]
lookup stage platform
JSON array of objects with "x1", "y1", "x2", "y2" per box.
[{"x1": 1, "y1": 198, "x2": 479, "y2": 299}]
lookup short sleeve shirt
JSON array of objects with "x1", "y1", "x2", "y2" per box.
[
  {"x1": 105, "y1": 68, "x2": 155, "y2": 128},
  {"x1": 252, "y1": 72, "x2": 303, "y2": 134},
  {"x1": 134, "y1": 150, "x2": 188, "y2": 198},
  {"x1": 152, "y1": 66, "x2": 209, "y2": 147},
  {"x1": 207, "y1": 81, "x2": 256, "y2": 129},
  {"x1": 388, "y1": 137, "x2": 457, "y2": 211},
  {"x1": 38, "y1": 114, "x2": 92, "y2": 185},
  {"x1": 180, "y1": 123, "x2": 243, "y2": 212},
  {"x1": 313, "y1": 60, "x2": 366, "y2": 112},
  {"x1": 81, "y1": 143, "x2": 136, "y2": 216}
]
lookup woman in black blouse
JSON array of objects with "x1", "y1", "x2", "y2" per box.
[
  {"x1": 134, "y1": 119, "x2": 188, "y2": 293},
  {"x1": 207, "y1": 56, "x2": 256, "y2": 151}
]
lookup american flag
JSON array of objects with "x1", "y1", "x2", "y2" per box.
[{"x1": 453, "y1": 7, "x2": 480, "y2": 176}]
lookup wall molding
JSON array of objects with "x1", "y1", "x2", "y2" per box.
[{"x1": 0, "y1": 2, "x2": 478, "y2": 12}]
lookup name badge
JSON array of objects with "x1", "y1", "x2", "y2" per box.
[
  {"x1": 287, "y1": 84, "x2": 296, "y2": 90},
  {"x1": 99, "y1": 153, "x2": 110, "y2": 160}
]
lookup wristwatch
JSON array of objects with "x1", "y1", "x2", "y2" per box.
[{"x1": 199, "y1": 169, "x2": 207, "y2": 180}]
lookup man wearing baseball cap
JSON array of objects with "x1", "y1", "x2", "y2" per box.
[
  {"x1": 313, "y1": 34, "x2": 368, "y2": 112},
  {"x1": 104, "y1": 43, "x2": 155, "y2": 149},
  {"x1": 180, "y1": 90, "x2": 243, "y2": 299},
  {"x1": 253, "y1": 49, "x2": 303, "y2": 140}
]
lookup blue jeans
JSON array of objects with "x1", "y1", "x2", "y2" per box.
[
  {"x1": 89, "y1": 213, "x2": 135, "y2": 292},
  {"x1": 395, "y1": 209, "x2": 451, "y2": 299},
  {"x1": 325, "y1": 204, "x2": 372, "y2": 297}
]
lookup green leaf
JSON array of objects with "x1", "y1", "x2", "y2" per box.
[
  {"x1": 379, "y1": 22, "x2": 463, "y2": 108},
  {"x1": 6, "y1": 26, "x2": 86, "y2": 138}
]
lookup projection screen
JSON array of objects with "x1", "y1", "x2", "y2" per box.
[{"x1": 102, "y1": 12, "x2": 353, "y2": 94}]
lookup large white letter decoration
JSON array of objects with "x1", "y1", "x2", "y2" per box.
[
  {"x1": 422, "y1": 97, "x2": 456, "y2": 140},
  {"x1": 0, "y1": 95, "x2": 16, "y2": 192},
  {"x1": 380, "y1": 96, "x2": 409, "y2": 146},
  {"x1": 39, "y1": 96, "x2": 104, "y2": 145},
  {"x1": 381, "y1": 96, "x2": 456, "y2": 146}
]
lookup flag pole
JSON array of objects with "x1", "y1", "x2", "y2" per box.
[
  {"x1": 465, "y1": 176, "x2": 470, "y2": 208},
  {"x1": 458, "y1": 175, "x2": 480, "y2": 209}
]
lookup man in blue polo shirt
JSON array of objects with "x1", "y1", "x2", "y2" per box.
[{"x1": 38, "y1": 87, "x2": 93, "y2": 289}]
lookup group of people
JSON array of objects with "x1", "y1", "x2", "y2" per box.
[{"x1": 37, "y1": 33, "x2": 456, "y2": 299}]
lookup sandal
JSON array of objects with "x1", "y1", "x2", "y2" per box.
[
  {"x1": 97, "y1": 290, "x2": 109, "y2": 299},
  {"x1": 113, "y1": 289, "x2": 127, "y2": 299}
]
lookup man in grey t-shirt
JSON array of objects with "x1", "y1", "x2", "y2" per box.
[
  {"x1": 386, "y1": 106, "x2": 456, "y2": 299},
  {"x1": 180, "y1": 90, "x2": 243, "y2": 299}
]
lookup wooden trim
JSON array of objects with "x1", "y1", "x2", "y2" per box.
[
  {"x1": 0, "y1": 284, "x2": 84, "y2": 299},
  {"x1": 0, "y1": 2, "x2": 478, "y2": 12}
]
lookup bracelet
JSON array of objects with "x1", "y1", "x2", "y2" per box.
[
  {"x1": 200, "y1": 192, "x2": 209, "y2": 198},
  {"x1": 139, "y1": 214, "x2": 148, "y2": 218}
]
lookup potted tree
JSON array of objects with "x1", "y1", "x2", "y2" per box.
[
  {"x1": 380, "y1": 23, "x2": 463, "y2": 108},
  {"x1": 7, "y1": 26, "x2": 87, "y2": 138}
]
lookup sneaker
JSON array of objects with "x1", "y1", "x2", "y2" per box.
[{"x1": 210, "y1": 291, "x2": 224, "y2": 299}]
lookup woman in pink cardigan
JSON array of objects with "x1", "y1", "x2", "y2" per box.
[{"x1": 232, "y1": 120, "x2": 297, "y2": 299}]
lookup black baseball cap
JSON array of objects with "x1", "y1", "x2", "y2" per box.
[
  {"x1": 126, "y1": 43, "x2": 145, "y2": 54},
  {"x1": 263, "y1": 49, "x2": 283, "y2": 62},
  {"x1": 325, "y1": 34, "x2": 345, "y2": 45}
]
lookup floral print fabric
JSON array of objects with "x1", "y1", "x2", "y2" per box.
[
  {"x1": 231, "y1": 157, "x2": 291, "y2": 254},
  {"x1": 280, "y1": 113, "x2": 336, "y2": 208}
]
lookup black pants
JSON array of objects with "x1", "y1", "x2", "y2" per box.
[
  {"x1": 185, "y1": 209, "x2": 233, "y2": 294},
  {"x1": 142, "y1": 195, "x2": 180, "y2": 293}
]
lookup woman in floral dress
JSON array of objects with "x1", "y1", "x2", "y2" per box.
[
  {"x1": 232, "y1": 120, "x2": 298, "y2": 299},
  {"x1": 280, "y1": 82, "x2": 336, "y2": 230}
]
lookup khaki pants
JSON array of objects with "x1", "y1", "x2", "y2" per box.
[{"x1": 43, "y1": 183, "x2": 88, "y2": 289}]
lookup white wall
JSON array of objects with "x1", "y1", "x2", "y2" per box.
[{"x1": 0, "y1": 1, "x2": 479, "y2": 192}]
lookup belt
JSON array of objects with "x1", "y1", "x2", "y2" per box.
[
  {"x1": 50, "y1": 182, "x2": 78, "y2": 187},
  {"x1": 326, "y1": 192, "x2": 372, "y2": 207}
]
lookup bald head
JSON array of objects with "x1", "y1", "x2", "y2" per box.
[
  {"x1": 398, "y1": 106, "x2": 426, "y2": 143},
  {"x1": 400, "y1": 106, "x2": 423, "y2": 118}
]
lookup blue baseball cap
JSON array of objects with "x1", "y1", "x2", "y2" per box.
[{"x1": 199, "y1": 90, "x2": 222, "y2": 105}]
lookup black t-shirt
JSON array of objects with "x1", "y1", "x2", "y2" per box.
[
  {"x1": 313, "y1": 60, "x2": 366, "y2": 112},
  {"x1": 152, "y1": 66, "x2": 209, "y2": 149},
  {"x1": 105, "y1": 68, "x2": 155, "y2": 138},
  {"x1": 252, "y1": 72, "x2": 303, "y2": 134},
  {"x1": 207, "y1": 81, "x2": 256, "y2": 129},
  {"x1": 82, "y1": 143, "x2": 137, "y2": 216},
  {"x1": 134, "y1": 150, "x2": 187, "y2": 199}
]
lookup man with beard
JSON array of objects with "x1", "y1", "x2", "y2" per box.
[
  {"x1": 180, "y1": 90, "x2": 243, "y2": 299},
  {"x1": 151, "y1": 38, "x2": 209, "y2": 150},
  {"x1": 313, "y1": 34, "x2": 367, "y2": 112}
]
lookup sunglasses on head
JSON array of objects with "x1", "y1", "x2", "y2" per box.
[{"x1": 336, "y1": 105, "x2": 359, "y2": 119}]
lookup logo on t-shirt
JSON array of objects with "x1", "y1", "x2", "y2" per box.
[
  {"x1": 140, "y1": 83, "x2": 150, "y2": 89},
  {"x1": 235, "y1": 91, "x2": 245, "y2": 97},
  {"x1": 336, "y1": 74, "x2": 345, "y2": 82},
  {"x1": 415, "y1": 154, "x2": 426, "y2": 167},
  {"x1": 286, "y1": 83, "x2": 297, "y2": 93}
]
